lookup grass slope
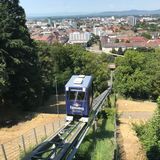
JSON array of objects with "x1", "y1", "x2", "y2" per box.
[{"x1": 75, "y1": 107, "x2": 115, "y2": 160}]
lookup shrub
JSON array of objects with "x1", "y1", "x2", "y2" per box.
[{"x1": 134, "y1": 97, "x2": 160, "y2": 160}]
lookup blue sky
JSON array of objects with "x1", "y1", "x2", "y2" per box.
[{"x1": 20, "y1": 0, "x2": 160, "y2": 16}]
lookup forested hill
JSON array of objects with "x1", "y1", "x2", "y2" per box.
[{"x1": 91, "y1": 9, "x2": 160, "y2": 17}]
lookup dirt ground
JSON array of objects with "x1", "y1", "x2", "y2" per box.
[
  {"x1": 0, "y1": 95, "x2": 66, "y2": 144},
  {"x1": 0, "y1": 114, "x2": 64, "y2": 144},
  {"x1": 117, "y1": 99, "x2": 157, "y2": 160}
]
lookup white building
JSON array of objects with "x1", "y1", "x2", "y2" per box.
[
  {"x1": 127, "y1": 16, "x2": 137, "y2": 26},
  {"x1": 69, "y1": 32, "x2": 91, "y2": 44},
  {"x1": 69, "y1": 20, "x2": 77, "y2": 29},
  {"x1": 93, "y1": 27, "x2": 103, "y2": 36},
  {"x1": 47, "y1": 18, "x2": 52, "y2": 25}
]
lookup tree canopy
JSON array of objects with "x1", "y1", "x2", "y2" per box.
[
  {"x1": 114, "y1": 50, "x2": 160, "y2": 100},
  {"x1": 37, "y1": 42, "x2": 110, "y2": 97},
  {"x1": 0, "y1": 0, "x2": 42, "y2": 109}
]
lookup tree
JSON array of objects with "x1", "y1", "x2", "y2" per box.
[
  {"x1": 114, "y1": 50, "x2": 160, "y2": 100},
  {"x1": 0, "y1": 54, "x2": 8, "y2": 105},
  {"x1": 141, "y1": 32, "x2": 152, "y2": 39},
  {"x1": 0, "y1": 0, "x2": 42, "y2": 110},
  {"x1": 132, "y1": 27, "x2": 138, "y2": 33},
  {"x1": 100, "y1": 53, "x2": 115, "y2": 63},
  {"x1": 36, "y1": 42, "x2": 55, "y2": 98},
  {"x1": 136, "y1": 47, "x2": 155, "y2": 52},
  {"x1": 87, "y1": 34, "x2": 100, "y2": 47},
  {"x1": 36, "y1": 43, "x2": 110, "y2": 96},
  {"x1": 126, "y1": 40, "x2": 130, "y2": 43},
  {"x1": 117, "y1": 47, "x2": 123, "y2": 55},
  {"x1": 111, "y1": 48, "x2": 117, "y2": 54},
  {"x1": 115, "y1": 39, "x2": 119, "y2": 43}
]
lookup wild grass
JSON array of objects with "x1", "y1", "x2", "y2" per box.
[{"x1": 75, "y1": 95, "x2": 116, "y2": 160}]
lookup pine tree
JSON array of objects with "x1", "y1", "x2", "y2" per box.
[{"x1": 0, "y1": 0, "x2": 42, "y2": 110}]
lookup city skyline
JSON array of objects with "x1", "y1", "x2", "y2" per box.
[{"x1": 20, "y1": 0, "x2": 160, "y2": 17}]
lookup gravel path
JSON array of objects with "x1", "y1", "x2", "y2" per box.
[
  {"x1": 119, "y1": 111, "x2": 153, "y2": 119},
  {"x1": 117, "y1": 99, "x2": 157, "y2": 160}
]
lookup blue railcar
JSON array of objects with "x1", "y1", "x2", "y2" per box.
[{"x1": 65, "y1": 75, "x2": 93, "y2": 122}]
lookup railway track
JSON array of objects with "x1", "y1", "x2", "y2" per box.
[
  {"x1": 28, "y1": 86, "x2": 112, "y2": 160},
  {"x1": 28, "y1": 121, "x2": 86, "y2": 160}
]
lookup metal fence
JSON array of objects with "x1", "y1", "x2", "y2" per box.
[{"x1": 0, "y1": 116, "x2": 65, "y2": 160}]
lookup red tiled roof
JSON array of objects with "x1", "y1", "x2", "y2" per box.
[
  {"x1": 32, "y1": 35, "x2": 49, "y2": 42},
  {"x1": 32, "y1": 34, "x2": 59, "y2": 43},
  {"x1": 119, "y1": 36, "x2": 147, "y2": 43},
  {"x1": 102, "y1": 38, "x2": 160, "y2": 48},
  {"x1": 130, "y1": 36, "x2": 147, "y2": 42},
  {"x1": 146, "y1": 39, "x2": 160, "y2": 47}
]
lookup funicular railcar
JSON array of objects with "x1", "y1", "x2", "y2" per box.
[{"x1": 65, "y1": 75, "x2": 93, "y2": 122}]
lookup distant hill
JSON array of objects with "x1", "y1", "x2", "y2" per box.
[
  {"x1": 27, "y1": 9, "x2": 160, "y2": 19},
  {"x1": 91, "y1": 9, "x2": 160, "y2": 17}
]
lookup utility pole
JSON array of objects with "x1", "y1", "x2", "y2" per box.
[
  {"x1": 55, "y1": 77, "x2": 59, "y2": 115},
  {"x1": 108, "y1": 64, "x2": 116, "y2": 87},
  {"x1": 110, "y1": 70, "x2": 113, "y2": 86}
]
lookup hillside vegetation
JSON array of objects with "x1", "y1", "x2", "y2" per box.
[
  {"x1": 114, "y1": 49, "x2": 160, "y2": 160},
  {"x1": 114, "y1": 49, "x2": 160, "y2": 100},
  {"x1": 133, "y1": 98, "x2": 160, "y2": 160}
]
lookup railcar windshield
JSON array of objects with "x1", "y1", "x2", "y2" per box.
[{"x1": 69, "y1": 91, "x2": 85, "y2": 100}]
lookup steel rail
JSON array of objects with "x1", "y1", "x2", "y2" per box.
[{"x1": 28, "y1": 122, "x2": 79, "y2": 159}]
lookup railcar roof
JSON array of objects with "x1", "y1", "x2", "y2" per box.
[{"x1": 65, "y1": 75, "x2": 92, "y2": 89}]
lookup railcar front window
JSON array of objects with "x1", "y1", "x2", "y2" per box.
[{"x1": 69, "y1": 91, "x2": 85, "y2": 100}]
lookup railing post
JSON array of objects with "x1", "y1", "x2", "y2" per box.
[
  {"x1": 21, "y1": 135, "x2": 26, "y2": 153},
  {"x1": 33, "y1": 128, "x2": 38, "y2": 144},
  {"x1": 1, "y1": 144, "x2": 7, "y2": 160},
  {"x1": 44, "y1": 125, "x2": 47, "y2": 137},
  {"x1": 93, "y1": 118, "x2": 98, "y2": 132},
  {"x1": 52, "y1": 122, "x2": 55, "y2": 132},
  {"x1": 59, "y1": 119, "x2": 61, "y2": 127},
  {"x1": 55, "y1": 77, "x2": 59, "y2": 115}
]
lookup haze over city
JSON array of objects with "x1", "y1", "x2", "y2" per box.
[{"x1": 20, "y1": 0, "x2": 160, "y2": 17}]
